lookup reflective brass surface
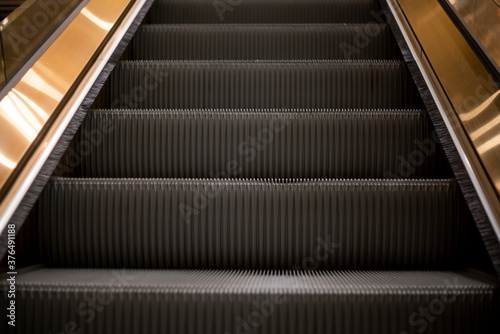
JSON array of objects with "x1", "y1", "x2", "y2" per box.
[
  {"x1": 0, "y1": 33, "x2": 5, "y2": 89},
  {"x1": 395, "y1": 0, "x2": 500, "y2": 237},
  {"x1": 0, "y1": 0, "x2": 145, "y2": 231},
  {"x1": 0, "y1": 0, "x2": 84, "y2": 80},
  {"x1": 446, "y1": 0, "x2": 500, "y2": 70}
]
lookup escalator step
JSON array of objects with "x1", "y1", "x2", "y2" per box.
[
  {"x1": 103, "y1": 60, "x2": 421, "y2": 109},
  {"x1": 71, "y1": 109, "x2": 445, "y2": 179},
  {"x1": 2, "y1": 269, "x2": 498, "y2": 334},
  {"x1": 132, "y1": 24, "x2": 400, "y2": 60},
  {"x1": 148, "y1": 0, "x2": 381, "y2": 24},
  {"x1": 39, "y1": 178, "x2": 465, "y2": 269},
  {"x1": 9, "y1": 0, "x2": 498, "y2": 331}
]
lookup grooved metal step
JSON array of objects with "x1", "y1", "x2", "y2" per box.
[
  {"x1": 39, "y1": 178, "x2": 465, "y2": 269},
  {"x1": 148, "y1": 0, "x2": 382, "y2": 24},
  {"x1": 131, "y1": 24, "x2": 400, "y2": 60},
  {"x1": 102, "y1": 60, "x2": 421, "y2": 109},
  {"x1": 2, "y1": 269, "x2": 498, "y2": 334},
  {"x1": 65, "y1": 109, "x2": 447, "y2": 179},
  {"x1": 9, "y1": 0, "x2": 499, "y2": 332}
]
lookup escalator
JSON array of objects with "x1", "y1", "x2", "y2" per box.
[{"x1": 2, "y1": 0, "x2": 500, "y2": 333}]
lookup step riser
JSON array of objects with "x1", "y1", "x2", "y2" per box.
[
  {"x1": 8, "y1": 0, "x2": 499, "y2": 332},
  {"x1": 132, "y1": 24, "x2": 400, "y2": 60},
  {"x1": 39, "y1": 180, "x2": 465, "y2": 269},
  {"x1": 149, "y1": 0, "x2": 382, "y2": 24},
  {"x1": 4, "y1": 292, "x2": 497, "y2": 334},
  {"x1": 101, "y1": 62, "x2": 421, "y2": 109},
  {"x1": 65, "y1": 110, "x2": 446, "y2": 179}
]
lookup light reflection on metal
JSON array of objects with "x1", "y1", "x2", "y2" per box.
[
  {"x1": 478, "y1": 134, "x2": 500, "y2": 154},
  {"x1": 9, "y1": 94, "x2": 44, "y2": 130},
  {"x1": 21, "y1": 69, "x2": 65, "y2": 101},
  {"x1": 0, "y1": 154, "x2": 16, "y2": 170},
  {"x1": 460, "y1": 90, "x2": 500, "y2": 122},
  {"x1": 81, "y1": 8, "x2": 114, "y2": 31},
  {"x1": 446, "y1": 0, "x2": 500, "y2": 71},
  {"x1": 0, "y1": 0, "x2": 84, "y2": 80},
  {"x1": 0, "y1": 0, "x2": 131, "y2": 191},
  {"x1": 470, "y1": 114, "x2": 500, "y2": 140},
  {"x1": 0, "y1": 96, "x2": 38, "y2": 141},
  {"x1": 396, "y1": 0, "x2": 500, "y2": 239},
  {"x1": 12, "y1": 89, "x2": 50, "y2": 120},
  {"x1": 0, "y1": 0, "x2": 146, "y2": 234}
]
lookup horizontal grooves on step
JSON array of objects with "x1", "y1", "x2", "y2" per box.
[
  {"x1": 132, "y1": 24, "x2": 400, "y2": 60},
  {"x1": 106, "y1": 61, "x2": 420, "y2": 109},
  {"x1": 72, "y1": 109, "x2": 444, "y2": 179},
  {"x1": 149, "y1": 0, "x2": 382, "y2": 24},
  {"x1": 2, "y1": 270, "x2": 499, "y2": 334},
  {"x1": 39, "y1": 178, "x2": 464, "y2": 269}
]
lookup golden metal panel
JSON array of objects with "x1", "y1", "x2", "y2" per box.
[
  {"x1": 0, "y1": 32, "x2": 5, "y2": 88},
  {"x1": 0, "y1": 0, "x2": 84, "y2": 79},
  {"x1": 447, "y1": 0, "x2": 500, "y2": 70},
  {"x1": 393, "y1": 0, "x2": 500, "y2": 236},
  {"x1": 0, "y1": 0, "x2": 148, "y2": 231}
]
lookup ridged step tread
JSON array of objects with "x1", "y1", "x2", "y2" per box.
[
  {"x1": 65, "y1": 109, "x2": 446, "y2": 179},
  {"x1": 100, "y1": 60, "x2": 421, "y2": 109},
  {"x1": 2, "y1": 269, "x2": 499, "y2": 334},
  {"x1": 131, "y1": 24, "x2": 400, "y2": 60},
  {"x1": 39, "y1": 178, "x2": 465, "y2": 269},
  {"x1": 149, "y1": 0, "x2": 382, "y2": 24}
]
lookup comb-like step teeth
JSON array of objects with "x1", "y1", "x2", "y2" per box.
[
  {"x1": 2, "y1": 269, "x2": 499, "y2": 333},
  {"x1": 9, "y1": 0, "x2": 499, "y2": 332},
  {"x1": 102, "y1": 60, "x2": 421, "y2": 109},
  {"x1": 149, "y1": 0, "x2": 381, "y2": 24},
  {"x1": 39, "y1": 178, "x2": 464, "y2": 269},
  {"x1": 65, "y1": 109, "x2": 446, "y2": 179},
  {"x1": 132, "y1": 24, "x2": 400, "y2": 60}
]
